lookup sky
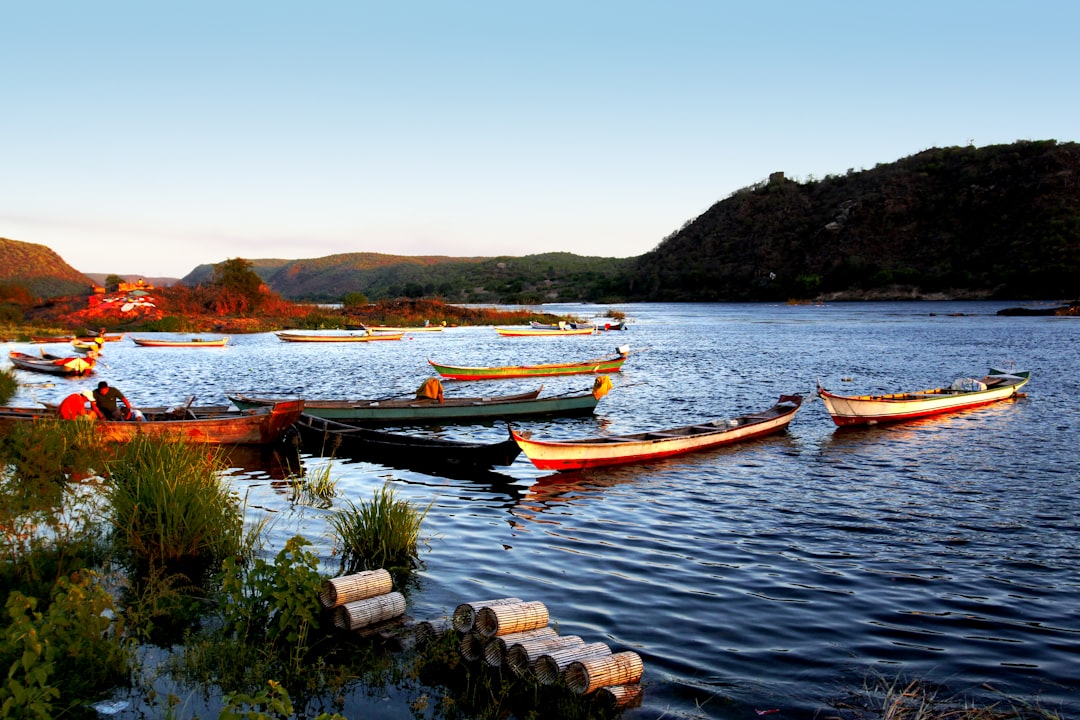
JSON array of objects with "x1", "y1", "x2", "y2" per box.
[{"x1": 2, "y1": 1, "x2": 1077, "y2": 278}]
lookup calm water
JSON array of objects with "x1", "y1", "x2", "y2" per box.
[{"x1": 10, "y1": 302, "x2": 1079, "y2": 718}]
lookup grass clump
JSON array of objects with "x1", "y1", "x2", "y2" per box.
[
  {"x1": 835, "y1": 673, "x2": 1063, "y2": 720},
  {"x1": 104, "y1": 436, "x2": 244, "y2": 578},
  {"x1": 329, "y1": 485, "x2": 428, "y2": 577},
  {"x1": 287, "y1": 462, "x2": 338, "y2": 509},
  {"x1": 0, "y1": 367, "x2": 17, "y2": 405}
]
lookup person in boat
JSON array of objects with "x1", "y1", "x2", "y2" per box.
[
  {"x1": 58, "y1": 390, "x2": 104, "y2": 420},
  {"x1": 93, "y1": 380, "x2": 134, "y2": 421}
]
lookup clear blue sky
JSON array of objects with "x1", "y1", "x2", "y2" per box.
[{"x1": 2, "y1": 1, "x2": 1076, "y2": 278}]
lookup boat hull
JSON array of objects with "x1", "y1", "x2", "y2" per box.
[
  {"x1": 230, "y1": 389, "x2": 600, "y2": 425},
  {"x1": 495, "y1": 327, "x2": 596, "y2": 337},
  {"x1": 512, "y1": 395, "x2": 802, "y2": 471},
  {"x1": 428, "y1": 353, "x2": 627, "y2": 380},
  {"x1": 9, "y1": 351, "x2": 96, "y2": 376},
  {"x1": 0, "y1": 400, "x2": 303, "y2": 445},
  {"x1": 131, "y1": 337, "x2": 228, "y2": 347},
  {"x1": 818, "y1": 371, "x2": 1030, "y2": 426},
  {"x1": 296, "y1": 414, "x2": 521, "y2": 468}
]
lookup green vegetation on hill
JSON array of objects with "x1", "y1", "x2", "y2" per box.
[{"x1": 631, "y1": 140, "x2": 1080, "y2": 301}]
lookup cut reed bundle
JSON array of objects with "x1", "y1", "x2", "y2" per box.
[
  {"x1": 452, "y1": 596, "x2": 522, "y2": 633},
  {"x1": 596, "y1": 683, "x2": 643, "y2": 710},
  {"x1": 475, "y1": 600, "x2": 548, "y2": 638},
  {"x1": 458, "y1": 632, "x2": 486, "y2": 662},
  {"x1": 564, "y1": 651, "x2": 643, "y2": 695},
  {"x1": 535, "y1": 642, "x2": 612, "y2": 685},
  {"x1": 333, "y1": 591, "x2": 406, "y2": 631},
  {"x1": 482, "y1": 626, "x2": 558, "y2": 667},
  {"x1": 319, "y1": 569, "x2": 392, "y2": 608},
  {"x1": 414, "y1": 616, "x2": 453, "y2": 645},
  {"x1": 506, "y1": 634, "x2": 584, "y2": 677}
]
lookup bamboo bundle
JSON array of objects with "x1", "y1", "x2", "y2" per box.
[
  {"x1": 333, "y1": 592, "x2": 406, "y2": 631},
  {"x1": 534, "y1": 642, "x2": 612, "y2": 685},
  {"x1": 414, "y1": 616, "x2": 453, "y2": 645},
  {"x1": 482, "y1": 626, "x2": 558, "y2": 667},
  {"x1": 475, "y1": 600, "x2": 549, "y2": 638},
  {"x1": 564, "y1": 651, "x2": 643, "y2": 695},
  {"x1": 596, "y1": 683, "x2": 643, "y2": 710},
  {"x1": 319, "y1": 569, "x2": 393, "y2": 609},
  {"x1": 452, "y1": 597, "x2": 522, "y2": 633},
  {"x1": 506, "y1": 634, "x2": 585, "y2": 677},
  {"x1": 458, "y1": 632, "x2": 487, "y2": 662}
]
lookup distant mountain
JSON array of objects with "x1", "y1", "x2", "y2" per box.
[
  {"x1": 629, "y1": 139, "x2": 1080, "y2": 301},
  {"x1": 0, "y1": 237, "x2": 95, "y2": 298},
  {"x1": 183, "y1": 252, "x2": 634, "y2": 304}
]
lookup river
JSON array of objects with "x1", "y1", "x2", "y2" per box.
[{"x1": 10, "y1": 301, "x2": 1078, "y2": 718}]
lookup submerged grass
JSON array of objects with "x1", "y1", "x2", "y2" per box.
[
  {"x1": 328, "y1": 485, "x2": 429, "y2": 577},
  {"x1": 104, "y1": 436, "x2": 244, "y2": 577}
]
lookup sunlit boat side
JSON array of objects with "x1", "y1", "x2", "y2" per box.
[{"x1": 816, "y1": 369, "x2": 1030, "y2": 426}]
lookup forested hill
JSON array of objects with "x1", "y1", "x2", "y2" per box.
[
  {"x1": 0, "y1": 237, "x2": 94, "y2": 298},
  {"x1": 629, "y1": 140, "x2": 1080, "y2": 301},
  {"x1": 183, "y1": 252, "x2": 634, "y2": 304}
]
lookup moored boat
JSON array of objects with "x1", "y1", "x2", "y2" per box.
[
  {"x1": 131, "y1": 337, "x2": 228, "y2": 347},
  {"x1": 512, "y1": 394, "x2": 803, "y2": 471},
  {"x1": 816, "y1": 369, "x2": 1030, "y2": 426},
  {"x1": 496, "y1": 326, "x2": 596, "y2": 337},
  {"x1": 296, "y1": 414, "x2": 522, "y2": 469},
  {"x1": 30, "y1": 334, "x2": 75, "y2": 344},
  {"x1": 275, "y1": 331, "x2": 372, "y2": 343},
  {"x1": 9, "y1": 350, "x2": 96, "y2": 376},
  {"x1": 428, "y1": 347, "x2": 631, "y2": 380},
  {"x1": 0, "y1": 399, "x2": 303, "y2": 445},
  {"x1": 229, "y1": 378, "x2": 611, "y2": 425}
]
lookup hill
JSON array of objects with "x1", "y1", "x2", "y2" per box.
[
  {"x1": 0, "y1": 237, "x2": 95, "y2": 298},
  {"x1": 629, "y1": 140, "x2": 1080, "y2": 301},
  {"x1": 183, "y1": 251, "x2": 634, "y2": 304}
]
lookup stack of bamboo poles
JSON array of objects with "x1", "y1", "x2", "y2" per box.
[
  {"x1": 319, "y1": 569, "x2": 405, "y2": 632},
  {"x1": 416, "y1": 595, "x2": 644, "y2": 709}
]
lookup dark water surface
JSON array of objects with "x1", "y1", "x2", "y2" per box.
[{"x1": 11, "y1": 302, "x2": 1078, "y2": 718}]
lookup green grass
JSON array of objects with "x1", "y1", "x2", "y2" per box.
[
  {"x1": 104, "y1": 437, "x2": 244, "y2": 577},
  {"x1": 328, "y1": 485, "x2": 428, "y2": 576}
]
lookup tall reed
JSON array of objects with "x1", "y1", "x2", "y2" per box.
[
  {"x1": 0, "y1": 367, "x2": 17, "y2": 405},
  {"x1": 328, "y1": 485, "x2": 428, "y2": 576},
  {"x1": 104, "y1": 436, "x2": 243, "y2": 576}
]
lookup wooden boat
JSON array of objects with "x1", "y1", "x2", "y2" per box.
[
  {"x1": 495, "y1": 326, "x2": 596, "y2": 337},
  {"x1": 275, "y1": 331, "x2": 372, "y2": 343},
  {"x1": 428, "y1": 348, "x2": 630, "y2": 380},
  {"x1": 131, "y1": 337, "x2": 228, "y2": 347},
  {"x1": 229, "y1": 384, "x2": 606, "y2": 425},
  {"x1": 30, "y1": 334, "x2": 75, "y2": 344},
  {"x1": 72, "y1": 338, "x2": 105, "y2": 354},
  {"x1": 296, "y1": 414, "x2": 522, "y2": 469},
  {"x1": 77, "y1": 332, "x2": 125, "y2": 342},
  {"x1": 9, "y1": 350, "x2": 96, "y2": 376},
  {"x1": 0, "y1": 399, "x2": 303, "y2": 445},
  {"x1": 816, "y1": 369, "x2": 1030, "y2": 426},
  {"x1": 511, "y1": 394, "x2": 802, "y2": 471}
]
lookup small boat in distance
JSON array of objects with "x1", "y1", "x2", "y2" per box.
[
  {"x1": 512, "y1": 394, "x2": 803, "y2": 471},
  {"x1": 131, "y1": 337, "x2": 228, "y2": 347},
  {"x1": 495, "y1": 326, "x2": 596, "y2": 337},
  {"x1": 817, "y1": 369, "x2": 1030, "y2": 426},
  {"x1": 275, "y1": 331, "x2": 372, "y2": 342},
  {"x1": 429, "y1": 347, "x2": 631, "y2": 380}
]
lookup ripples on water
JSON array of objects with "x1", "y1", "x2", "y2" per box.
[{"x1": 10, "y1": 302, "x2": 1078, "y2": 718}]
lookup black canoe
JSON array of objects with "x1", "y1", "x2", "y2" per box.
[{"x1": 295, "y1": 414, "x2": 522, "y2": 470}]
